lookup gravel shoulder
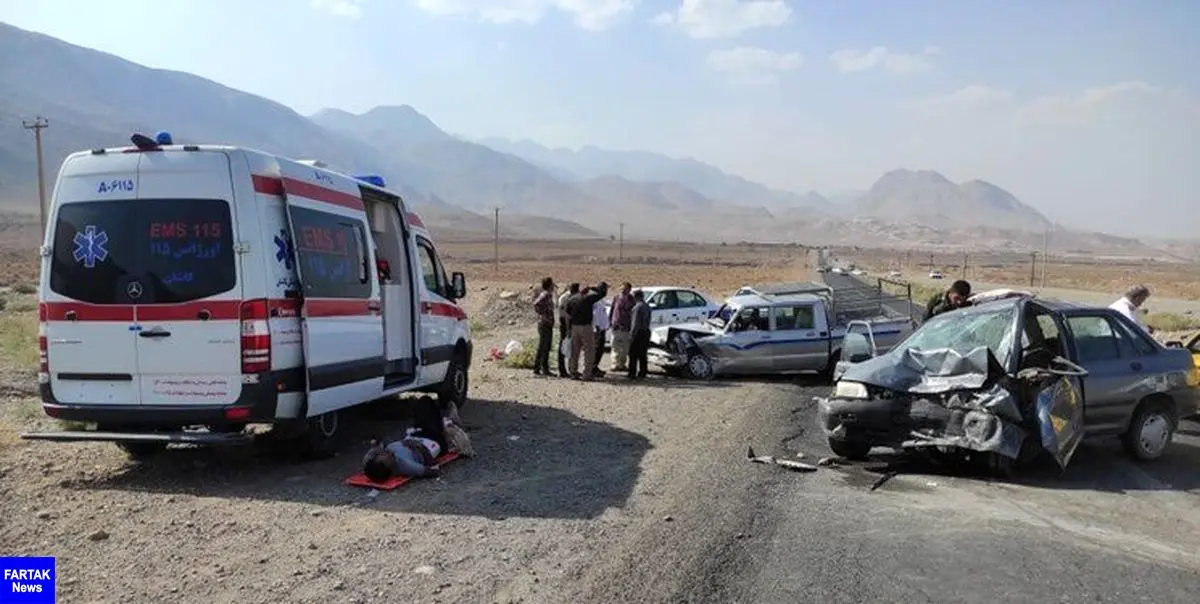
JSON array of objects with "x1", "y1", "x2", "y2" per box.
[{"x1": 0, "y1": 283, "x2": 815, "y2": 604}]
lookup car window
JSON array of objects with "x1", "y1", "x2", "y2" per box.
[
  {"x1": 1067, "y1": 316, "x2": 1120, "y2": 362},
  {"x1": 676, "y1": 290, "x2": 705, "y2": 308},
  {"x1": 290, "y1": 207, "x2": 372, "y2": 299},
  {"x1": 732, "y1": 307, "x2": 770, "y2": 331},
  {"x1": 416, "y1": 239, "x2": 442, "y2": 294},
  {"x1": 651, "y1": 291, "x2": 678, "y2": 309},
  {"x1": 773, "y1": 305, "x2": 815, "y2": 331},
  {"x1": 1113, "y1": 319, "x2": 1156, "y2": 356},
  {"x1": 50, "y1": 199, "x2": 236, "y2": 305}
]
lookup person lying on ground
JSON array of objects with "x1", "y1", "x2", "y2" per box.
[{"x1": 361, "y1": 396, "x2": 473, "y2": 482}]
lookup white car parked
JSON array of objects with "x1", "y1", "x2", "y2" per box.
[
  {"x1": 929, "y1": 271, "x2": 944, "y2": 280},
  {"x1": 606, "y1": 286, "x2": 719, "y2": 335}
]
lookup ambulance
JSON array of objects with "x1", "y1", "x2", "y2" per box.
[{"x1": 23, "y1": 132, "x2": 472, "y2": 458}]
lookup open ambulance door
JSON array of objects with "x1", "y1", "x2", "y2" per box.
[{"x1": 277, "y1": 166, "x2": 385, "y2": 420}]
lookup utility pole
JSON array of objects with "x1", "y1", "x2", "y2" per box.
[
  {"x1": 928, "y1": 252, "x2": 935, "y2": 270},
  {"x1": 1040, "y1": 226, "x2": 1050, "y2": 288},
  {"x1": 618, "y1": 222, "x2": 624, "y2": 263},
  {"x1": 962, "y1": 251, "x2": 969, "y2": 279},
  {"x1": 1029, "y1": 251, "x2": 1037, "y2": 287},
  {"x1": 492, "y1": 207, "x2": 500, "y2": 274},
  {"x1": 22, "y1": 116, "x2": 49, "y2": 233}
]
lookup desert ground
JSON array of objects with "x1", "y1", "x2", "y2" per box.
[{"x1": 3, "y1": 222, "x2": 1200, "y2": 602}]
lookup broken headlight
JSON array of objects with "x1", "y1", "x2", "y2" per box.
[{"x1": 832, "y1": 381, "x2": 870, "y2": 400}]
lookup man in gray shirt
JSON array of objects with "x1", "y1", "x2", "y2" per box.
[{"x1": 627, "y1": 289, "x2": 652, "y2": 379}]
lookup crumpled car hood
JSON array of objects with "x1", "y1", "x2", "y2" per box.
[{"x1": 838, "y1": 346, "x2": 1003, "y2": 394}]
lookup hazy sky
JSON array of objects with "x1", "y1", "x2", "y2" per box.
[{"x1": 2, "y1": 0, "x2": 1197, "y2": 238}]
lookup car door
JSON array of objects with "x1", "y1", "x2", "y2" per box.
[
  {"x1": 719, "y1": 306, "x2": 773, "y2": 374},
  {"x1": 674, "y1": 290, "x2": 708, "y2": 323},
  {"x1": 649, "y1": 290, "x2": 680, "y2": 326},
  {"x1": 771, "y1": 303, "x2": 828, "y2": 372},
  {"x1": 1064, "y1": 313, "x2": 1152, "y2": 435},
  {"x1": 414, "y1": 237, "x2": 458, "y2": 384},
  {"x1": 282, "y1": 178, "x2": 384, "y2": 417}
]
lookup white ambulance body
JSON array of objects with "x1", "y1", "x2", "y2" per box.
[{"x1": 28, "y1": 134, "x2": 472, "y2": 456}]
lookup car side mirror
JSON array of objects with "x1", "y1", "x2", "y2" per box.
[
  {"x1": 841, "y1": 332, "x2": 876, "y2": 364},
  {"x1": 450, "y1": 272, "x2": 466, "y2": 300},
  {"x1": 648, "y1": 302, "x2": 659, "y2": 309}
]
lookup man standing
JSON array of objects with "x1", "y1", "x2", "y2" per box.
[
  {"x1": 608, "y1": 282, "x2": 634, "y2": 372},
  {"x1": 924, "y1": 279, "x2": 972, "y2": 321},
  {"x1": 1110, "y1": 284, "x2": 1154, "y2": 334},
  {"x1": 627, "y1": 289, "x2": 652, "y2": 380},
  {"x1": 567, "y1": 282, "x2": 608, "y2": 380},
  {"x1": 592, "y1": 295, "x2": 611, "y2": 377},
  {"x1": 556, "y1": 283, "x2": 579, "y2": 377},
  {"x1": 532, "y1": 277, "x2": 556, "y2": 376}
]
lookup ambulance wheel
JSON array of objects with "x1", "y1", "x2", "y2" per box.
[
  {"x1": 439, "y1": 351, "x2": 469, "y2": 410},
  {"x1": 117, "y1": 441, "x2": 168, "y2": 460},
  {"x1": 296, "y1": 410, "x2": 345, "y2": 460}
]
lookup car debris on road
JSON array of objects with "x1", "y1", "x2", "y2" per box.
[{"x1": 745, "y1": 446, "x2": 818, "y2": 472}]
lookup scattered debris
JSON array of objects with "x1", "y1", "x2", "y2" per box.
[
  {"x1": 86, "y1": 530, "x2": 110, "y2": 542},
  {"x1": 869, "y1": 471, "x2": 898, "y2": 491},
  {"x1": 35, "y1": 510, "x2": 52, "y2": 520},
  {"x1": 663, "y1": 515, "x2": 674, "y2": 522},
  {"x1": 816, "y1": 456, "x2": 843, "y2": 467},
  {"x1": 498, "y1": 290, "x2": 518, "y2": 300},
  {"x1": 746, "y1": 446, "x2": 818, "y2": 472}
]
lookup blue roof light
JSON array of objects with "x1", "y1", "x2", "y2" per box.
[
  {"x1": 354, "y1": 174, "x2": 386, "y2": 188},
  {"x1": 155, "y1": 131, "x2": 173, "y2": 145}
]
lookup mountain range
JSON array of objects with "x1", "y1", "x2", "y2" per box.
[{"x1": 0, "y1": 21, "x2": 1183, "y2": 257}]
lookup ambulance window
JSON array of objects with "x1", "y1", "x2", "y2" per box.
[
  {"x1": 289, "y1": 207, "x2": 372, "y2": 299},
  {"x1": 416, "y1": 239, "x2": 443, "y2": 294},
  {"x1": 50, "y1": 199, "x2": 236, "y2": 304}
]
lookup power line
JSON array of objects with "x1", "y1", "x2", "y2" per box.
[{"x1": 22, "y1": 116, "x2": 49, "y2": 234}]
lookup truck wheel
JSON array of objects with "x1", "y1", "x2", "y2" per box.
[
  {"x1": 827, "y1": 437, "x2": 871, "y2": 461},
  {"x1": 438, "y1": 350, "x2": 469, "y2": 410},
  {"x1": 686, "y1": 353, "x2": 714, "y2": 380},
  {"x1": 296, "y1": 410, "x2": 345, "y2": 460},
  {"x1": 117, "y1": 441, "x2": 168, "y2": 460},
  {"x1": 1122, "y1": 399, "x2": 1176, "y2": 462}
]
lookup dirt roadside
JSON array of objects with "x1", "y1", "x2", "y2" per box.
[{"x1": 0, "y1": 282, "x2": 816, "y2": 603}]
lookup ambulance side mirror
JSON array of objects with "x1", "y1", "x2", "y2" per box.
[{"x1": 451, "y1": 272, "x2": 466, "y2": 300}]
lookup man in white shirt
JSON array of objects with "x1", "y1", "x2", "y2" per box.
[
  {"x1": 1109, "y1": 284, "x2": 1153, "y2": 334},
  {"x1": 592, "y1": 298, "x2": 611, "y2": 377}
]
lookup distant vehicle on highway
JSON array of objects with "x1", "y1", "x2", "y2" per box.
[
  {"x1": 887, "y1": 270, "x2": 903, "y2": 279},
  {"x1": 819, "y1": 295, "x2": 1200, "y2": 476},
  {"x1": 852, "y1": 269, "x2": 868, "y2": 276},
  {"x1": 928, "y1": 271, "x2": 944, "y2": 279},
  {"x1": 830, "y1": 267, "x2": 846, "y2": 274}
]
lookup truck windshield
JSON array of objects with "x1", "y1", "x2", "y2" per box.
[
  {"x1": 49, "y1": 199, "x2": 236, "y2": 305},
  {"x1": 892, "y1": 306, "x2": 1017, "y2": 367}
]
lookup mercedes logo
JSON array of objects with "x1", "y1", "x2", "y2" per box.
[{"x1": 126, "y1": 281, "x2": 144, "y2": 299}]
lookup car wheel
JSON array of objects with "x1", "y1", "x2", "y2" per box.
[
  {"x1": 296, "y1": 409, "x2": 345, "y2": 460},
  {"x1": 827, "y1": 437, "x2": 871, "y2": 461},
  {"x1": 686, "y1": 353, "x2": 714, "y2": 380},
  {"x1": 117, "y1": 441, "x2": 168, "y2": 460},
  {"x1": 438, "y1": 350, "x2": 470, "y2": 411},
  {"x1": 1122, "y1": 400, "x2": 1176, "y2": 461}
]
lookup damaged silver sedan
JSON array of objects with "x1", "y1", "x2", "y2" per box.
[{"x1": 817, "y1": 296, "x2": 1199, "y2": 476}]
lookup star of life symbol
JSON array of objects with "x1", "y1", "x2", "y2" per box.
[
  {"x1": 274, "y1": 230, "x2": 295, "y2": 270},
  {"x1": 73, "y1": 225, "x2": 109, "y2": 268}
]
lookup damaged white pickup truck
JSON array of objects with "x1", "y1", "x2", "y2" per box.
[
  {"x1": 647, "y1": 281, "x2": 914, "y2": 380},
  {"x1": 818, "y1": 294, "x2": 1200, "y2": 476}
]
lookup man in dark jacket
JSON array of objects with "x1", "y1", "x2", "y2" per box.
[
  {"x1": 924, "y1": 279, "x2": 972, "y2": 321},
  {"x1": 627, "y1": 289, "x2": 652, "y2": 379},
  {"x1": 532, "y1": 277, "x2": 556, "y2": 376},
  {"x1": 566, "y1": 282, "x2": 608, "y2": 380}
]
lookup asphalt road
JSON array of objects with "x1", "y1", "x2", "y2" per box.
[
  {"x1": 600, "y1": 381, "x2": 1200, "y2": 603},
  {"x1": 610, "y1": 272, "x2": 1199, "y2": 603}
]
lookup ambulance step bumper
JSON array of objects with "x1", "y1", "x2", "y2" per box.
[{"x1": 19, "y1": 430, "x2": 253, "y2": 446}]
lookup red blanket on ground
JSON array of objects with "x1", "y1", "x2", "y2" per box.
[{"x1": 344, "y1": 451, "x2": 461, "y2": 490}]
